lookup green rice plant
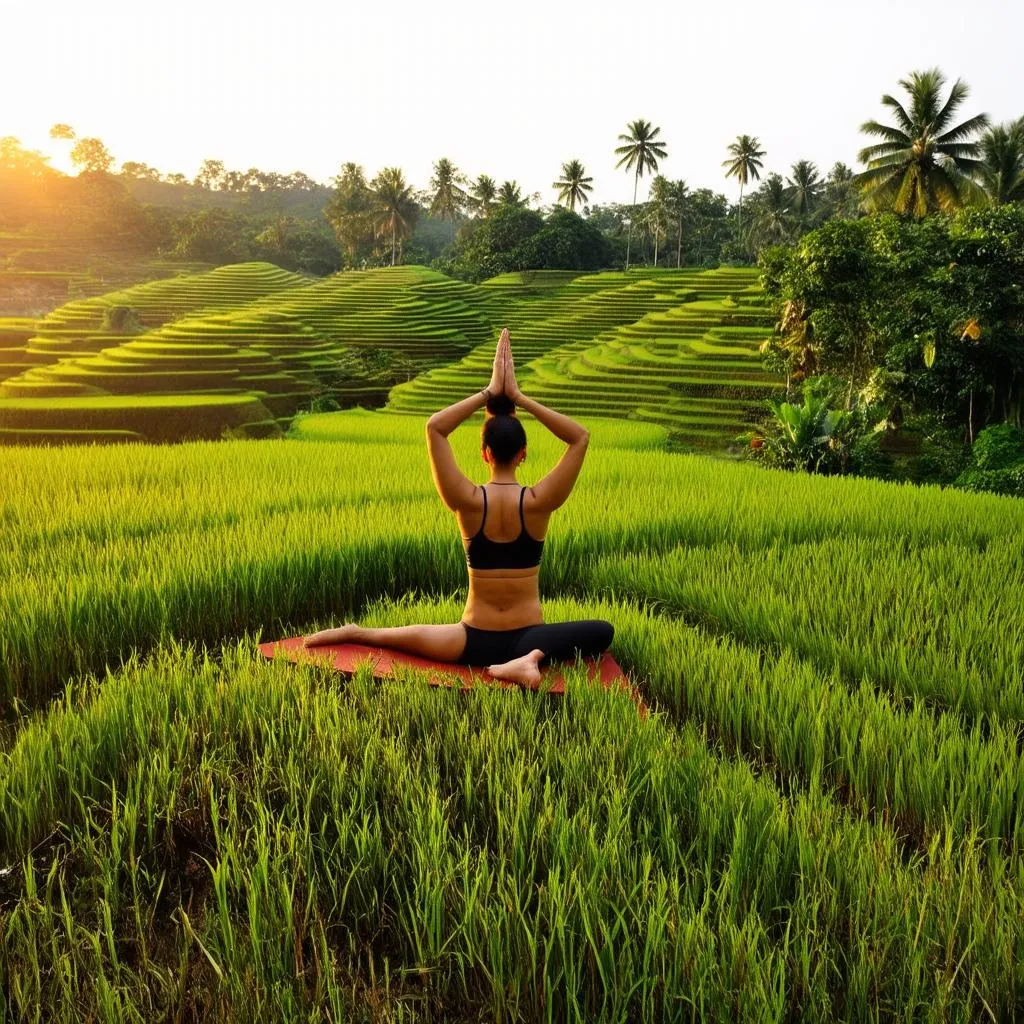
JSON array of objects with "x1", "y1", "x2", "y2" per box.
[
  {"x1": 4, "y1": 408, "x2": 1024, "y2": 1019},
  {"x1": 2, "y1": 613, "x2": 1020, "y2": 1021}
]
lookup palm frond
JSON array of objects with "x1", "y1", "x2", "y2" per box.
[
  {"x1": 857, "y1": 122, "x2": 912, "y2": 147},
  {"x1": 929, "y1": 163, "x2": 966, "y2": 212},
  {"x1": 932, "y1": 77, "x2": 970, "y2": 131},
  {"x1": 935, "y1": 112, "x2": 991, "y2": 145},
  {"x1": 948, "y1": 156, "x2": 988, "y2": 175},
  {"x1": 857, "y1": 141, "x2": 913, "y2": 163},
  {"x1": 877, "y1": 96, "x2": 915, "y2": 135},
  {"x1": 856, "y1": 152, "x2": 913, "y2": 175},
  {"x1": 938, "y1": 142, "x2": 984, "y2": 160},
  {"x1": 859, "y1": 171, "x2": 902, "y2": 212}
]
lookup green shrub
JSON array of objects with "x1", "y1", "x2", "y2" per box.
[
  {"x1": 101, "y1": 305, "x2": 143, "y2": 334},
  {"x1": 950, "y1": 423, "x2": 1024, "y2": 497},
  {"x1": 917, "y1": 421, "x2": 971, "y2": 484},
  {"x1": 850, "y1": 430, "x2": 897, "y2": 481},
  {"x1": 953, "y1": 465, "x2": 1024, "y2": 497},
  {"x1": 971, "y1": 423, "x2": 1024, "y2": 471},
  {"x1": 310, "y1": 395, "x2": 341, "y2": 413}
]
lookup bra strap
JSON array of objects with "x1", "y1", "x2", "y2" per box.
[
  {"x1": 475, "y1": 485, "x2": 488, "y2": 537},
  {"x1": 519, "y1": 485, "x2": 526, "y2": 528}
]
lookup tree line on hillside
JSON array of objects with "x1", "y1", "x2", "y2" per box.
[{"x1": 3, "y1": 66, "x2": 1020, "y2": 283}]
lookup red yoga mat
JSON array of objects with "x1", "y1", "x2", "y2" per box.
[{"x1": 258, "y1": 636, "x2": 648, "y2": 717}]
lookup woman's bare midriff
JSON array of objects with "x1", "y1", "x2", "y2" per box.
[{"x1": 461, "y1": 566, "x2": 544, "y2": 630}]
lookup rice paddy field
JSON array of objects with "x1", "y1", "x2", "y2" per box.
[
  {"x1": 0, "y1": 262, "x2": 780, "y2": 449},
  {"x1": 2, "y1": 408, "x2": 1024, "y2": 1022}
]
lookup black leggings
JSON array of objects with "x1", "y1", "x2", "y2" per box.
[{"x1": 456, "y1": 619, "x2": 614, "y2": 668}]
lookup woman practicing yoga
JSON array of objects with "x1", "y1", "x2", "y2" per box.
[{"x1": 303, "y1": 327, "x2": 614, "y2": 686}]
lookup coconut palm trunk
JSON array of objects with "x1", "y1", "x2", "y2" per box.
[{"x1": 625, "y1": 167, "x2": 639, "y2": 271}]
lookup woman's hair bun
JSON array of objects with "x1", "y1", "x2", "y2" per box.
[{"x1": 486, "y1": 393, "x2": 516, "y2": 416}]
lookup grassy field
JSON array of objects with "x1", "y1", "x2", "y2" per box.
[
  {"x1": 0, "y1": 263, "x2": 779, "y2": 449},
  {"x1": 2, "y1": 409, "x2": 1023, "y2": 1021}
]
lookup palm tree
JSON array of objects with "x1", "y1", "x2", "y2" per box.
[
  {"x1": 614, "y1": 119, "x2": 668, "y2": 271},
  {"x1": 668, "y1": 179, "x2": 689, "y2": 267},
  {"x1": 722, "y1": 135, "x2": 765, "y2": 233},
  {"x1": 428, "y1": 157, "x2": 469, "y2": 220},
  {"x1": 553, "y1": 159, "x2": 594, "y2": 211},
  {"x1": 748, "y1": 173, "x2": 793, "y2": 250},
  {"x1": 785, "y1": 160, "x2": 823, "y2": 229},
  {"x1": 370, "y1": 167, "x2": 420, "y2": 266},
  {"x1": 824, "y1": 162, "x2": 861, "y2": 219},
  {"x1": 856, "y1": 67, "x2": 990, "y2": 217},
  {"x1": 497, "y1": 180, "x2": 527, "y2": 207},
  {"x1": 646, "y1": 176, "x2": 672, "y2": 266},
  {"x1": 468, "y1": 174, "x2": 497, "y2": 218},
  {"x1": 976, "y1": 118, "x2": 1024, "y2": 205},
  {"x1": 325, "y1": 162, "x2": 375, "y2": 265}
]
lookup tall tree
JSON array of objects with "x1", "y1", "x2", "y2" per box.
[
  {"x1": 976, "y1": 118, "x2": 1024, "y2": 205},
  {"x1": 70, "y1": 137, "x2": 114, "y2": 174},
  {"x1": 194, "y1": 159, "x2": 226, "y2": 190},
  {"x1": 614, "y1": 119, "x2": 668, "y2": 271},
  {"x1": 222, "y1": 169, "x2": 247, "y2": 192},
  {"x1": 688, "y1": 188, "x2": 731, "y2": 264},
  {"x1": 647, "y1": 175, "x2": 672, "y2": 266},
  {"x1": 722, "y1": 135, "x2": 765, "y2": 234},
  {"x1": 668, "y1": 179, "x2": 690, "y2": 267},
  {"x1": 856, "y1": 67, "x2": 990, "y2": 217},
  {"x1": 468, "y1": 174, "x2": 497, "y2": 218},
  {"x1": 324, "y1": 162, "x2": 375, "y2": 265},
  {"x1": 785, "y1": 159, "x2": 823, "y2": 229},
  {"x1": 428, "y1": 157, "x2": 469, "y2": 220},
  {"x1": 746, "y1": 173, "x2": 793, "y2": 250},
  {"x1": 370, "y1": 167, "x2": 420, "y2": 266},
  {"x1": 553, "y1": 159, "x2": 594, "y2": 211},
  {"x1": 497, "y1": 180, "x2": 527, "y2": 207},
  {"x1": 824, "y1": 162, "x2": 861, "y2": 219},
  {"x1": 119, "y1": 161, "x2": 161, "y2": 181}
]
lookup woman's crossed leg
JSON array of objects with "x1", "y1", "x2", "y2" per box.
[
  {"x1": 487, "y1": 619, "x2": 614, "y2": 685},
  {"x1": 303, "y1": 623, "x2": 468, "y2": 662},
  {"x1": 302, "y1": 618, "x2": 614, "y2": 686}
]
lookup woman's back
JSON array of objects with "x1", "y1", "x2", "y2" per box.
[
  {"x1": 459, "y1": 483, "x2": 550, "y2": 630},
  {"x1": 464, "y1": 484, "x2": 546, "y2": 570}
]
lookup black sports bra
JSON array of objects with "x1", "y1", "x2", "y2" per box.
[{"x1": 465, "y1": 484, "x2": 545, "y2": 570}]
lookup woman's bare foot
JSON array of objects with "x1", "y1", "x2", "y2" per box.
[
  {"x1": 303, "y1": 624, "x2": 359, "y2": 647},
  {"x1": 486, "y1": 648, "x2": 545, "y2": 686}
]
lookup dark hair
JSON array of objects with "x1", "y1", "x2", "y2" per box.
[{"x1": 482, "y1": 393, "x2": 526, "y2": 466}]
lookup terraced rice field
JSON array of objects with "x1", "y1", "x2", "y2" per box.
[
  {"x1": 2, "y1": 409, "x2": 1023, "y2": 1021},
  {"x1": 387, "y1": 267, "x2": 780, "y2": 448},
  {"x1": 0, "y1": 262, "x2": 779, "y2": 448},
  {"x1": 0, "y1": 263, "x2": 505, "y2": 444},
  {"x1": 0, "y1": 229, "x2": 214, "y2": 313}
]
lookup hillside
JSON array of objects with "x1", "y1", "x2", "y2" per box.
[
  {"x1": 0, "y1": 262, "x2": 778, "y2": 447},
  {"x1": 387, "y1": 266, "x2": 780, "y2": 448}
]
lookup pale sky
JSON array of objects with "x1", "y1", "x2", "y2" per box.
[{"x1": 2, "y1": 0, "x2": 1021, "y2": 208}]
